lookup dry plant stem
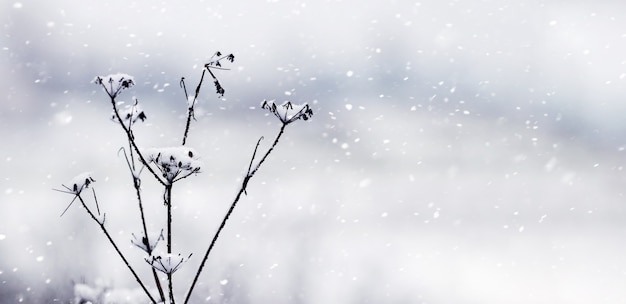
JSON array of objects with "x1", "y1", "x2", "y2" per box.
[
  {"x1": 181, "y1": 68, "x2": 208, "y2": 146},
  {"x1": 131, "y1": 167, "x2": 167, "y2": 303},
  {"x1": 165, "y1": 184, "x2": 175, "y2": 304},
  {"x1": 122, "y1": 140, "x2": 167, "y2": 303},
  {"x1": 183, "y1": 123, "x2": 288, "y2": 304},
  {"x1": 76, "y1": 193, "x2": 158, "y2": 304},
  {"x1": 105, "y1": 91, "x2": 167, "y2": 187},
  {"x1": 165, "y1": 185, "x2": 173, "y2": 254},
  {"x1": 115, "y1": 98, "x2": 167, "y2": 302},
  {"x1": 168, "y1": 272, "x2": 175, "y2": 304}
]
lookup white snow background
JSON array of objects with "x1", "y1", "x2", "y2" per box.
[{"x1": 2, "y1": 0, "x2": 626, "y2": 303}]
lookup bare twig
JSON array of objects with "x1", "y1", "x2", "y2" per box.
[
  {"x1": 101, "y1": 89, "x2": 166, "y2": 187},
  {"x1": 119, "y1": 147, "x2": 167, "y2": 303},
  {"x1": 75, "y1": 191, "x2": 158, "y2": 304},
  {"x1": 75, "y1": 61, "x2": 313, "y2": 304},
  {"x1": 182, "y1": 53, "x2": 234, "y2": 146},
  {"x1": 181, "y1": 69, "x2": 206, "y2": 146},
  {"x1": 180, "y1": 77, "x2": 189, "y2": 100},
  {"x1": 56, "y1": 190, "x2": 78, "y2": 217},
  {"x1": 163, "y1": 184, "x2": 174, "y2": 303},
  {"x1": 168, "y1": 271, "x2": 175, "y2": 304},
  {"x1": 184, "y1": 123, "x2": 287, "y2": 304}
]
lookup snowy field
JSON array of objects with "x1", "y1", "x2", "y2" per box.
[{"x1": 2, "y1": 1, "x2": 626, "y2": 303}]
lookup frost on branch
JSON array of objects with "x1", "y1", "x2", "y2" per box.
[
  {"x1": 145, "y1": 146, "x2": 202, "y2": 184},
  {"x1": 131, "y1": 229, "x2": 164, "y2": 254},
  {"x1": 93, "y1": 73, "x2": 135, "y2": 98},
  {"x1": 261, "y1": 100, "x2": 314, "y2": 125},
  {"x1": 145, "y1": 253, "x2": 192, "y2": 275}
]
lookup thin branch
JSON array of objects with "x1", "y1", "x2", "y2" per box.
[
  {"x1": 133, "y1": 182, "x2": 166, "y2": 303},
  {"x1": 172, "y1": 167, "x2": 201, "y2": 184},
  {"x1": 249, "y1": 124, "x2": 287, "y2": 177},
  {"x1": 247, "y1": 136, "x2": 264, "y2": 175},
  {"x1": 57, "y1": 193, "x2": 78, "y2": 217},
  {"x1": 181, "y1": 69, "x2": 208, "y2": 146},
  {"x1": 182, "y1": 52, "x2": 234, "y2": 146},
  {"x1": 180, "y1": 52, "x2": 235, "y2": 146},
  {"x1": 165, "y1": 184, "x2": 174, "y2": 303},
  {"x1": 184, "y1": 123, "x2": 288, "y2": 304},
  {"x1": 92, "y1": 188, "x2": 101, "y2": 216},
  {"x1": 119, "y1": 146, "x2": 167, "y2": 303},
  {"x1": 180, "y1": 77, "x2": 189, "y2": 100},
  {"x1": 165, "y1": 185, "x2": 173, "y2": 255},
  {"x1": 193, "y1": 70, "x2": 207, "y2": 101},
  {"x1": 105, "y1": 89, "x2": 167, "y2": 187},
  {"x1": 168, "y1": 272, "x2": 175, "y2": 304},
  {"x1": 243, "y1": 137, "x2": 264, "y2": 195},
  {"x1": 75, "y1": 193, "x2": 158, "y2": 304}
]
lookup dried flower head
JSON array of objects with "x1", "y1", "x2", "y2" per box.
[
  {"x1": 145, "y1": 252, "x2": 192, "y2": 275},
  {"x1": 112, "y1": 101, "x2": 147, "y2": 127},
  {"x1": 201, "y1": 51, "x2": 235, "y2": 98},
  {"x1": 261, "y1": 100, "x2": 314, "y2": 125},
  {"x1": 62, "y1": 172, "x2": 96, "y2": 195},
  {"x1": 54, "y1": 172, "x2": 97, "y2": 217},
  {"x1": 145, "y1": 146, "x2": 202, "y2": 184},
  {"x1": 93, "y1": 73, "x2": 135, "y2": 98},
  {"x1": 131, "y1": 229, "x2": 164, "y2": 254}
]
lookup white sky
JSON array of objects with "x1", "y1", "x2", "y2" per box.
[{"x1": 2, "y1": 1, "x2": 626, "y2": 303}]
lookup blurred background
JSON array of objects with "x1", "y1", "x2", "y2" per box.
[{"x1": 2, "y1": 0, "x2": 626, "y2": 303}]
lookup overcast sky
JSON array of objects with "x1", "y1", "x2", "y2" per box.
[{"x1": 2, "y1": 1, "x2": 626, "y2": 303}]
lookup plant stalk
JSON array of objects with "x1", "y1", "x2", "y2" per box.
[
  {"x1": 77, "y1": 194, "x2": 158, "y2": 304},
  {"x1": 107, "y1": 93, "x2": 166, "y2": 187},
  {"x1": 134, "y1": 179, "x2": 167, "y2": 303},
  {"x1": 183, "y1": 123, "x2": 287, "y2": 304},
  {"x1": 165, "y1": 184, "x2": 175, "y2": 303},
  {"x1": 181, "y1": 69, "x2": 208, "y2": 146}
]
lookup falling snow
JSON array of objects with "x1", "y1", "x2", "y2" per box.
[{"x1": 3, "y1": 1, "x2": 626, "y2": 304}]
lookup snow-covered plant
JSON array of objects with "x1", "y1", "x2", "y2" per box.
[
  {"x1": 55, "y1": 51, "x2": 313, "y2": 304},
  {"x1": 146, "y1": 253, "x2": 193, "y2": 275},
  {"x1": 112, "y1": 100, "x2": 147, "y2": 128},
  {"x1": 131, "y1": 229, "x2": 164, "y2": 253},
  {"x1": 144, "y1": 147, "x2": 202, "y2": 185},
  {"x1": 261, "y1": 100, "x2": 314, "y2": 124}
]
